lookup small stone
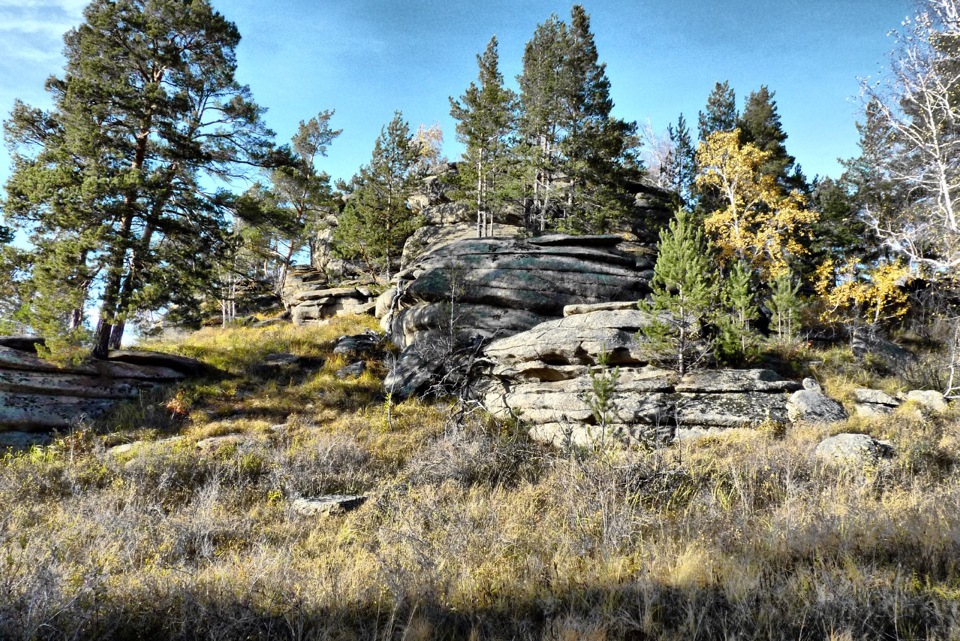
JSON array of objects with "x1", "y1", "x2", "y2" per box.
[
  {"x1": 336, "y1": 361, "x2": 367, "y2": 379},
  {"x1": 262, "y1": 353, "x2": 300, "y2": 367},
  {"x1": 108, "y1": 442, "x2": 138, "y2": 456},
  {"x1": 291, "y1": 495, "x2": 367, "y2": 517},
  {"x1": 802, "y1": 378, "x2": 822, "y2": 391},
  {"x1": 333, "y1": 332, "x2": 382, "y2": 357}
]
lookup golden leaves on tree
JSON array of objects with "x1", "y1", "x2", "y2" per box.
[{"x1": 695, "y1": 129, "x2": 817, "y2": 278}]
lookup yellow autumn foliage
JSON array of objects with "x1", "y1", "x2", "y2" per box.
[
  {"x1": 696, "y1": 129, "x2": 818, "y2": 278},
  {"x1": 815, "y1": 258, "x2": 913, "y2": 326}
]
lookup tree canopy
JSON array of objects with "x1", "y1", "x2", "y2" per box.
[{"x1": 2, "y1": 0, "x2": 275, "y2": 356}]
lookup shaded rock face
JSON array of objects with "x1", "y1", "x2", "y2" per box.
[
  {"x1": 385, "y1": 235, "x2": 652, "y2": 349},
  {"x1": 0, "y1": 341, "x2": 205, "y2": 432},
  {"x1": 481, "y1": 309, "x2": 802, "y2": 445},
  {"x1": 851, "y1": 332, "x2": 914, "y2": 370},
  {"x1": 379, "y1": 235, "x2": 654, "y2": 399}
]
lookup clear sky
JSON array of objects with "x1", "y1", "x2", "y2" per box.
[{"x1": 0, "y1": 0, "x2": 913, "y2": 188}]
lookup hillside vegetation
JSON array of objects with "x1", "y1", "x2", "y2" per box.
[{"x1": 0, "y1": 315, "x2": 958, "y2": 640}]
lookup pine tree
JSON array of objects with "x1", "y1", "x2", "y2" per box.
[
  {"x1": 2, "y1": 0, "x2": 274, "y2": 356},
  {"x1": 639, "y1": 210, "x2": 716, "y2": 375},
  {"x1": 333, "y1": 112, "x2": 423, "y2": 281},
  {"x1": 515, "y1": 5, "x2": 639, "y2": 234},
  {"x1": 716, "y1": 260, "x2": 760, "y2": 363},
  {"x1": 695, "y1": 81, "x2": 739, "y2": 214},
  {"x1": 268, "y1": 112, "x2": 340, "y2": 288},
  {"x1": 449, "y1": 36, "x2": 517, "y2": 238},
  {"x1": 517, "y1": 14, "x2": 570, "y2": 232},
  {"x1": 738, "y1": 86, "x2": 806, "y2": 191},
  {"x1": 558, "y1": 5, "x2": 639, "y2": 235},
  {"x1": 768, "y1": 269, "x2": 803, "y2": 344},
  {"x1": 697, "y1": 81, "x2": 738, "y2": 142},
  {"x1": 666, "y1": 113, "x2": 696, "y2": 204}
]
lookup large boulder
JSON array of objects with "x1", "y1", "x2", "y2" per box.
[
  {"x1": 815, "y1": 433, "x2": 894, "y2": 468},
  {"x1": 905, "y1": 389, "x2": 949, "y2": 413}
]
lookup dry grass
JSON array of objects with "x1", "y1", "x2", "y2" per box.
[{"x1": 1, "y1": 318, "x2": 960, "y2": 639}]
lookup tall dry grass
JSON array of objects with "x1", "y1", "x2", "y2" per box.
[{"x1": 0, "y1": 318, "x2": 959, "y2": 639}]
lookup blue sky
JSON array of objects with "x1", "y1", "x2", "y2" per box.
[{"x1": 0, "y1": 0, "x2": 913, "y2": 187}]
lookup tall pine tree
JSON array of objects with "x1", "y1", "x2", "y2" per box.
[
  {"x1": 516, "y1": 5, "x2": 639, "y2": 234},
  {"x1": 697, "y1": 81, "x2": 738, "y2": 142},
  {"x1": 666, "y1": 113, "x2": 696, "y2": 204},
  {"x1": 449, "y1": 36, "x2": 517, "y2": 238},
  {"x1": 517, "y1": 14, "x2": 569, "y2": 232},
  {"x1": 738, "y1": 86, "x2": 806, "y2": 191},
  {"x1": 2, "y1": 0, "x2": 274, "y2": 356},
  {"x1": 695, "y1": 81, "x2": 739, "y2": 215}
]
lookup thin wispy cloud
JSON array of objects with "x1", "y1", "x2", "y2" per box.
[{"x1": 0, "y1": 1, "x2": 84, "y2": 74}]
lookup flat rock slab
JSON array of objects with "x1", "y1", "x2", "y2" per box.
[
  {"x1": 196, "y1": 434, "x2": 253, "y2": 452},
  {"x1": 107, "y1": 350, "x2": 208, "y2": 377},
  {"x1": 292, "y1": 495, "x2": 367, "y2": 517},
  {"x1": 563, "y1": 301, "x2": 640, "y2": 316},
  {"x1": 0, "y1": 393, "x2": 117, "y2": 429},
  {"x1": 853, "y1": 388, "x2": 900, "y2": 407},
  {"x1": 676, "y1": 369, "x2": 801, "y2": 394},
  {"x1": 0, "y1": 370, "x2": 161, "y2": 400},
  {"x1": 261, "y1": 353, "x2": 324, "y2": 370},
  {"x1": 676, "y1": 392, "x2": 790, "y2": 428},
  {"x1": 529, "y1": 422, "x2": 671, "y2": 449}
]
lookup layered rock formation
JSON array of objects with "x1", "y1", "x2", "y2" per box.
[
  {"x1": 481, "y1": 307, "x2": 802, "y2": 445},
  {"x1": 282, "y1": 266, "x2": 377, "y2": 326},
  {"x1": 0, "y1": 341, "x2": 206, "y2": 432},
  {"x1": 383, "y1": 235, "x2": 653, "y2": 348},
  {"x1": 379, "y1": 234, "x2": 655, "y2": 398}
]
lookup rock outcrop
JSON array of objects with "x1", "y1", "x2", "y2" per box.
[
  {"x1": 0, "y1": 341, "x2": 206, "y2": 432},
  {"x1": 481, "y1": 307, "x2": 803, "y2": 445},
  {"x1": 281, "y1": 265, "x2": 380, "y2": 326},
  {"x1": 853, "y1": 388, "x2": 900, "y2": 418},
  {"x1": 383, "y1": 235, "x2": 653, "y2": 348},
  {"x1": 378, "y1": 235, "x2": 654, "y2": 399}
]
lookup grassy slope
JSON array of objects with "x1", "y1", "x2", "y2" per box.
[{"x1": 1, "y1": 316, "x2": 959, "y2": 640}]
